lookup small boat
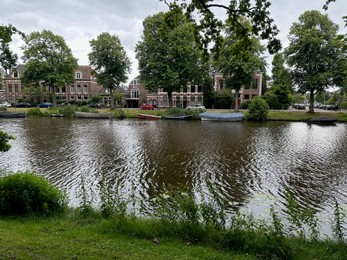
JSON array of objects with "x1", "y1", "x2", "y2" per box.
[
  {"x1": 164, "y1": 113, "x2": 192, "y2": 120},
  {"x1": 306, "y1": 116, "x2": 338, "y2": 125},
  {"x1": 200, "y1": 112, "x2": 244, "y2": 122},
  {"x1": 0, "y1": 111, "x2": 26, "y2": 118},
  {"x1": 75, "y1": 111, "x2": 113, "y2": 119},
  {"x1": 138, "y1": 113, "x2": 161, "y2": 120},
  {"x1": 51, "y1": 114, "x2": 64, "y2": 117}
]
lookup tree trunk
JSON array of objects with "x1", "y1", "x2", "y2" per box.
[
  {"x1": 52, "y1": 86, "x2": 57, "y2": 107},
  {"x1": 234, "y1": 90, "x2": 239, "y2": 112},
  {"x1": 168, "y1": 91, "x2": 173, "y2": 108},
  {"x1": 110, "y1": 88, "x2": 115, "y2": 110},
  {"x1": 308, "y1": 89, "x2": 314, "y2": 113}
]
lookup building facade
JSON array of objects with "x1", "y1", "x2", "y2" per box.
[
  {"x1": 213, "y1": 72, "x2": 263, "y2": 107},
  {"x1": 2, "y1": 65, "x2": 107, "y2": 105},
  {"x1": 126, "y1": 77, "x2": 204, "y2": 109}
]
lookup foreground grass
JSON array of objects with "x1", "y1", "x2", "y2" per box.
[
  {"x1": 0, "y1": 215, "x2": 251, "y2": 260},
  {"x1": 268, "y1": 110, "x2": 346, "y2": 122},
  {"x1": 1, "y1": 213, "x2": 347, "y2": 259}
]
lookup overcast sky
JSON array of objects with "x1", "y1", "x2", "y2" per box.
[{"x1": 1, "y1": 0, "x2": 346, "y2": 84}]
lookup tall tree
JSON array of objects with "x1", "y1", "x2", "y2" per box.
[
  {"x1": 89, "y1": 33, "x2": 131, "y2": 110},
  {"x1": 162, "y1": 0, "x2": 281, "y2": 57},
  {"x1": 267, "y1": 52, "x2": 292, "y2": 109},
  {"x1": 285, "y1": 10, "x2": 347, "y2": 113},
  {"x1": 0, "y1": 24, "x2": 25, "y2": 74},
  {"x1": 217, "y1": 18, "x2": 266, "y2": 111},
  {"x1": 136, "y1": 6, "x2": 208, "y2": 107},
  {"x1": 21, "y1": 30, "x2": 78, "y2": 107}
]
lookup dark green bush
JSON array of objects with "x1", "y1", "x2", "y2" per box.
[
  {"x1": 246, "y1": 97, "x2": 269, "y2": 121},
  {"x1": 27, "y1": 107, "x2": 43, "y2": 117},
  {"x1": 0, "y1": 172, "x2": 67, "y2": 216}
]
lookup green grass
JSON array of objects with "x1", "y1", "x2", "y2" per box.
[
  {"x1": 268, "y1": 110, "x2": 346, "y2": 122},
  {"x1": 0, "y1": 216, "x2": 252, "y2": 259}
]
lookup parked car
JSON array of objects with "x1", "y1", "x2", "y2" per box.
[
  {"x1": 89, "y1": 102, "x2": 101, "y2": 108},
  {"x1": 15, "y1": 102, "x2": 32, "y2": 108},
  {"x1": 0, "y1": 101, "x2": 11, "y2": 107},
  {"x1": 186, "y1": 104, "x2": 206, "y2": 110},
  {"x1": 38, "y1": 102, "x2": 53, "y2": 108},
  {"x1": 292, "y1": 103, "x2": 306, "y2": 110},
  {"x1": 140, "y1": 104, "x2": 154, "y2": 110}
]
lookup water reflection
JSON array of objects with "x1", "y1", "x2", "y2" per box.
[{"x1": 0, "y1": 118, "x2": 346, "y2": 231}]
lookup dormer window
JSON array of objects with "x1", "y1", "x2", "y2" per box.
[
  {"x1": 13, "y1": 71, "x2": 18, "y2": 78},
  {"x1": 75, "y1": 72, "x2": 82, "y2": 79}
]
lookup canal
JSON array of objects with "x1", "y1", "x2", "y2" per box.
[{"x1": 0, "y1": 117, "x2": 346, "y2": 234}]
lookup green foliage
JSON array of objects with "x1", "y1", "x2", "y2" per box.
[
  {"x1": 168, "y1": 0, "x2": 281, "y2": 56},
  {"x1": 212, "y1": 90, "x2": 233, "y2": 109},
  {"x1": 21, "y1": 30, "x2": 78, "y2": 107},
  {"x1": 0, "y1": 131, "x2": 15, "y2": 152},
  {"x1": 89, "y1": 32, "x2": 131, "y2": 109},
  {"x1": 246, "y1": 96, "x2": 269, "y2": 121},
  {"x1": 332, "y1": 198, "x2": 345, "y2": 242},
  {"x1": 136, "y1": 9, "x2": 208, "y2": 107},
  {"x1": 0, "y1": 172, "x2": 67, "y2": 216},
  {"x1": 285, "y1": 189, "x2": 319, "y2": 240},
  {"x1": 285, "y1": 10, "x2": 347, "y2": 112},
  {"x1": 113, "y1": 109, "x2": 125, "y2": 119},
  {"x1": 91, "y1": 95, "x2": 101, "y2": 103},
  {"x1": 27, "y1": 107, "x2": 43, "y2": 117},
  {"x1": 217, "y1": 18, "x2": 266, "y2": 111},
  {"x1": 0, "y1": 24, "x2": 25, "y2": 71}
]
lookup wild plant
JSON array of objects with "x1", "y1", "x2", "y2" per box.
[
  {"x1": 27, "y1": 107, "x2": 43, "y2": 116},
  {"x1": 270, "y1": 205, "x2": 284, "y2": 237},
  {"x1": 76, "y1": 173, "x2": 94, "y2": 217},
  {"x1": 98, "y1": 176, "x2": 127, "y2": 218},
  {"x1": 332, "y1": 198, "x2": 346, "y2": 242},
  {"x1": 285, "y1": 188, "x2": 319, "y2": 239}
]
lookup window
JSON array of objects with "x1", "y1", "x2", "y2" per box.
[
  {"x1": 131, "y1": 89, "x2": 139, "y2": 98},
  {"x1": 244, "y1": 94, "x2": 250, "y2": 100},
  {"x1": 77, "y1": 85, "x2": 81, "y2": 92},
  {"x1": 70, "y1": 85, "x2": 75, "y2": 93},
  {"x1": 13, "y1": 71, "x2": 18, "y2": 78},
  {"x1": 76, "y1": 72, "x2": 82, "y2": 79},
  {"x1": 219, "y1": 80, "x2": 224, "y2": 90},
  {"x1": 8, "y1": 84, "x2": 12, "y2": 93},
  {"x1": 62, "y1": 86, "x2": 66, "y2": 93},
  {"x1": 84, "y1": 84, "x2": 88, "y2": 93},
  {"x1": 14, "y1": 84, "x2": 19, "y2": 93}
]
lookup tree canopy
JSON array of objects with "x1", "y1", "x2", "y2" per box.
[
  {"x1": 217, "y1": 18, "x2": 266, "y2": 111},
  {"x1": 21, "y1": 30, "x2": 78, "y2": 106},
  {"x1": 135, "y1": 6, "x2": 208, "y2": 107},
  {"x1": 161, "y1": 0, "x2": 281, "y2": 57},
  {"x1": 285, "y1": 10, "x2": 347, "y2": 113},
  {"x1": 89, "y1": 32, "x2": 131, "y2": 109}
]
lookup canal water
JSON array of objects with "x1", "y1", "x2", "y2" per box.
[{"x1": 0, "y1": 117, "x2": 346, "y2": 234}]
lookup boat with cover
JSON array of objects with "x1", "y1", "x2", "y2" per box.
[
  {"x1": 200, "y1": 112, "x2": 244, "y2": 121},
  {"x1": 75, "y1": 111, "x2": 113, "y2": 119},
  {"x1": 0, "y1": 111, "x2": 26, "y2": 118},
  {"x1": 138, "y1": 113, "x2": 161, "y2": 120}
]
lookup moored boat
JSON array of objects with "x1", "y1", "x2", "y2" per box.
[
  {"x1": 306, "y1": 116, "x2": 338, "y2": 125},
  {"x1": 75, "y1": 111, "x2": 113, "y2": 119},
  {"x1": 51, "y1": 114, "x2": 64, "y2": 117},
  {"x1": 200, "y1": 112, "x2": 244, "y2": 122},
  {"x1": 0, "y1": 111, "x2": 26, "y2": 118},
  {"x1": 138, "y1": 113, "x2": 161, "y2": 120},
  {"x1": 163, "y1": 113, "x2": 192, "y2": 120}
]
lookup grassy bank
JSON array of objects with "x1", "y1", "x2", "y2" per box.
[
  {"x1": 1, "y1": 213, "x2": 347, "y2": 259},
  {"x1": 6, "y1": 106, "x2": 346, "y2": 122},
  {"x1": 0, "y1": 215, "x2": 243, "y2": 259}
]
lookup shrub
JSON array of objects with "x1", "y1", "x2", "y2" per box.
[
  {"x1": 113, "y1": 109, "x2": 125, "y2": 119},
  {"x1": 0, "y1": 172, "x2": 67, "y2": 216},
  {"x1": 27, "y1": 107, "x2": 43, "y2": 117},
  {"x1": 0, "y1": 131, "x2": 15, "y2": 152},
  {"x1": 246, "y1": 97, "x2": 269, "y2": 121}
]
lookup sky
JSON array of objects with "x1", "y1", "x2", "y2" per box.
[{"x1": 1, "y1": 0, "x2": 347, "y2": 84}]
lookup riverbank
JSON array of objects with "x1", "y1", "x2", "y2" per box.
[
  {"x1": 1, "y1": 213, "x2": 346, "y2": 259},
  {"x1": 6, "y1": 106, "x2": 347, "y2": 122}
]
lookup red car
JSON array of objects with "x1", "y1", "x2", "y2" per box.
[{"x1": 140, "y1": 104, "x2": 154, "y2": 110}]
